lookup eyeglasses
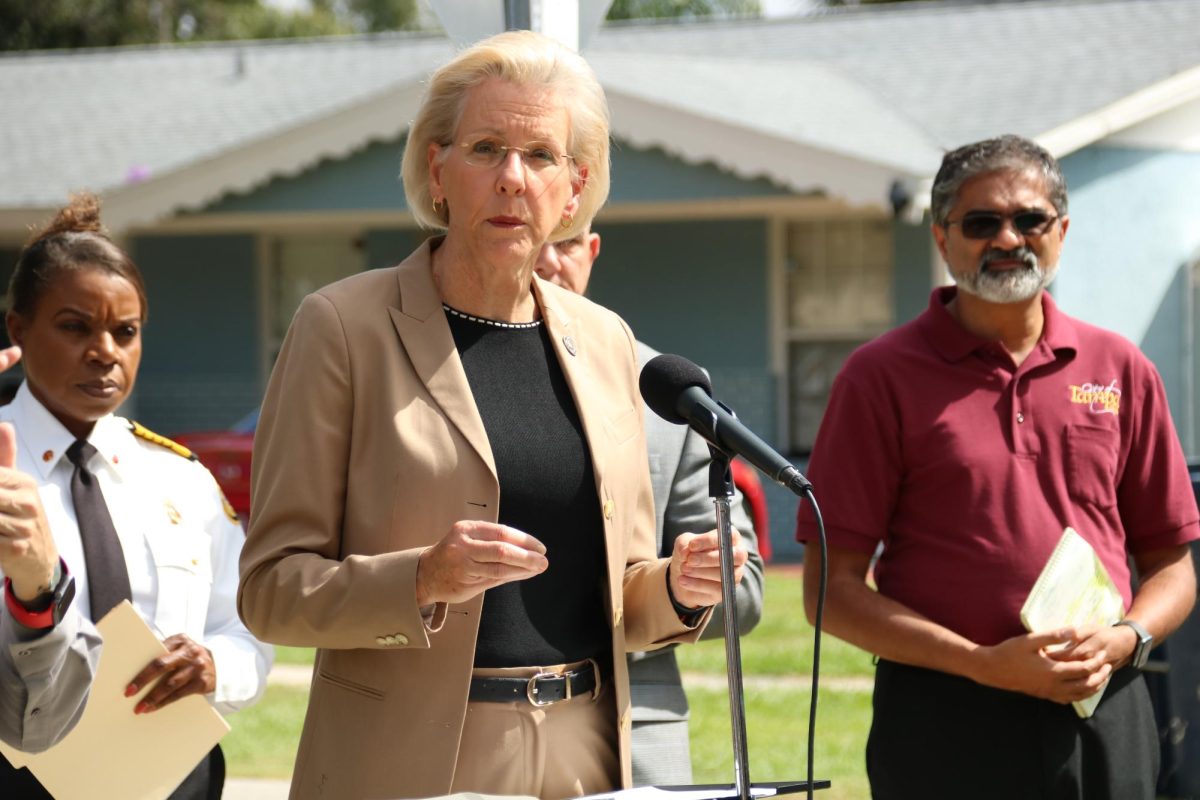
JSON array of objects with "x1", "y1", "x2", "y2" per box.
[
  {"x1": 458, "y1": 137, "x2": 574, "y2": 172},
  {"x1": 945, "y1": 210, "x2": 1059, "y2": 240}
]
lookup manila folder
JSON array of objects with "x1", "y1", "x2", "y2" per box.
[
  {"x1": 0, "y1": 600, "x2": 230, "y2": 799},
  {"x1": 1019, "y1": 527, "x2": 1125, "y2": 719}
]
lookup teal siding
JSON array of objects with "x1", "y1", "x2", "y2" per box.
[
  {"x1": 201, "y1": 140, "x2": 408, "y2": 214},
  {"x1": 1059, "y1": 146, "x2": 1200, "y2": 436},
  {"x1": 586, "y1": 218, "x2": 773, "y2": 434},
  {"x1": 364, "y1": 228, "x2": 428, "y2": 269},
  {"x1": 132, "y1": 234, "x2": 261, "y2": 434},
  {"x1": 608, "y1": 145, "x2": 792, "y2": 203},
  {"x1": 893, "y1": 217, "x2": 933, "y2": 324},
  {"x1": 195, "y1": 138, "x2": 790, "y2": 214}
]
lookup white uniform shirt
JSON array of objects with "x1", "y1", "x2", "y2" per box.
[{"x1": 0, "y1": 384, "x2": 272, "y2": 714}]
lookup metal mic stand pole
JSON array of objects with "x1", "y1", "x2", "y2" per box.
[{"x1": 708, "y1": 449, "x2": 752, "y2": 800}]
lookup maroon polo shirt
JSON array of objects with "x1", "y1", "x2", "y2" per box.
[{"x1": 796, "y1": 287, "x2": 1200, "y2": 646}]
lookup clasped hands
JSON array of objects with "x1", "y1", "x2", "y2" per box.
[
  {"x1": 415, "y1": 519, "x2": 747, "y2": 609},
  {"x1": 970, "y1": 624, "x2": 1137, "y2": 705}
]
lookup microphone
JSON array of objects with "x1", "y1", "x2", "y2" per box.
[{"x1": 639, "y1": 354, "x2": 812, "y2": 497}]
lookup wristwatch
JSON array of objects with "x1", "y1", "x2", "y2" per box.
[
  {"x1": 4, "y1": 559, "x2": 76, "y2": 630},
  {"x1": 1114, "y1": 618, "x2": 1153, "y2": 669}
]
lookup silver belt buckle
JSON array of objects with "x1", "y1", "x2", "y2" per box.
[{"x1": 526, "y1": 670, "x2": 560, "y2": 707}]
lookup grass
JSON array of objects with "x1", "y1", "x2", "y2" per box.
[
  {"x1": 688, "y1": 686, "x2": 872, "y2": 800},
  {"x1": 223, "y1": 567, "x2": 877, "y2": 798},
  {"x1": 678, "y1": 567, "x2": 874, "y2": 799},
  {"x1": 272, "y1": 645, "x2": 317, "y2": 666},
  {"x1": 222, "y1": 685, "x2": 310, "y2": 779}
]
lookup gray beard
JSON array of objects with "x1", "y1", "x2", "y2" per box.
[{"x1": 951, "y1": 248, "x2": 1058, "y2": 304}]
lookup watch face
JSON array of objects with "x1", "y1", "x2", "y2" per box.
[
  {"x1": 1120, "y1": 620, "x2": 1152, "y2": 669},
  {"x1": 52, "y1": 575, "x2": 76, "y2": 627}
]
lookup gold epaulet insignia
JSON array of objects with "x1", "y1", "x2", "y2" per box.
[
  {"x1": 127, "y1": 420, "x2": 198, "y2": 461},
  {"x1": 220, "y1": 492, "x2": 240, "y2": 524}
]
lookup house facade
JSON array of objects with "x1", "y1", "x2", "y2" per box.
[{"x1": 3, "y1": 0, "x2": 1200, "y2": 556}]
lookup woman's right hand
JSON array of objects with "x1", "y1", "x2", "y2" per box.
[{"x1": 415, "y1": 521, "x2": 548, "y2": 606}]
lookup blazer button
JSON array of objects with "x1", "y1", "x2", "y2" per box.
[{"x1": 603, "y1": 500, "x2": 615, "y2": 520}]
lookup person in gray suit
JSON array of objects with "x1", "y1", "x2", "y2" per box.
[
  {"x1": 0, "y1": 344, "x2": 101, "y2": 753},
  {"x1": 536, "y1": 229, "x2": 766, "y2": 786}
]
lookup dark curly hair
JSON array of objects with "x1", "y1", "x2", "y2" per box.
[{"x1": 8, "y1": 192, "x2": 148, "y2": 322}]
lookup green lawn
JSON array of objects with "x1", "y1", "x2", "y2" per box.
[
  {"x1": 678, "y1": 567, "x2": 874, "y2": 799},
  {"x1": 224, "y1": 567, "x2": 877, "y2": 798}
]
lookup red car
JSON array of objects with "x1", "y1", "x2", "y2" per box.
[{"x1": 174, "y1": 409, "x2": 257, "y2": 523}]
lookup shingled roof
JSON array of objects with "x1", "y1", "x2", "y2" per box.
[{"x1": 1, "y1": 0, "x2": 1197, "y2": 230}]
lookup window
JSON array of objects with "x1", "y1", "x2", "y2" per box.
[
  {"x1": 265, "y1": 235, "x2": 363, "y2": 365},
  {"x1": 784, "y1": 217, "x2": 893, "y2": 452}
]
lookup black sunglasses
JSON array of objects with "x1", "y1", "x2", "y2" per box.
[{"x1": 946, "y1": 210, "x2": 1058, "y2": 240}]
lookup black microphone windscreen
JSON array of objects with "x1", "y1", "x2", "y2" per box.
[{"x1": 639, "y1": 354, "x2": 713, "y2": 425}]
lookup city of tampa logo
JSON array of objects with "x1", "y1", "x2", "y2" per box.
[{"x1": 1069, "y1": 380, "x2": 1121, "y2": 415}]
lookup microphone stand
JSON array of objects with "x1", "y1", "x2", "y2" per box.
[
  {"x1": 709, "y1": 449, "x2": 753, "y2": 800},
  {"x1": 695, "y1": 437, "x2": 828, "y2": 799}
]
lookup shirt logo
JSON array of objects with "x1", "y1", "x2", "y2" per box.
[{"x1": 1069, "y1": 379, "x2": 1121, "y2": 415}]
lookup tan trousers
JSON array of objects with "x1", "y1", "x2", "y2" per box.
[{"x1": 449, "y1": 662, "x2": 620, "y2": 800}]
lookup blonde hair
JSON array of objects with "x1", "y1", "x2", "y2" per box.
[{"x1": 400, "y1": 30, "x2": 610, "y2": 242}]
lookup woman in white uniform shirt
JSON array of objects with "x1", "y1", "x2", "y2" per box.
[{"x1": 0, "y1": 195, "x2": 271, "y2": 799}]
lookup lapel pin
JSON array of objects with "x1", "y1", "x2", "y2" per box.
[
  {"x1": 165, "y1": 500, "x2": 182, "y2": 525},
  {"x1": 563, "y1": 335, "x2": 577, "y2": 356}
]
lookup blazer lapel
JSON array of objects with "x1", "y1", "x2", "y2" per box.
[
  {"x1": 387, "y1": 243, "x2": 496, "y2": 479},
  {"x1": 534, "y1": 277, "x2": 602, "y2": 460}
]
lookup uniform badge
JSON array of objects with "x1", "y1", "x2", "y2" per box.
[{"x1": 164, "y1": 500, "x2": 182, "y2": 525}]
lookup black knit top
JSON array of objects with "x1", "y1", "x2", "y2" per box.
[{"x1": 445, "y1": 305, "x2": 610, "y2": 668}]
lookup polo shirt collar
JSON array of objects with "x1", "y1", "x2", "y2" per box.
[
  {"x1": 11, "y1": 382, "x2": 127, "y2": 480},
  {"x1": 919, "y1": 286, "x2": 1078, "y2": 363}
]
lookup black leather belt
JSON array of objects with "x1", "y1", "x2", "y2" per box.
[{"x1": 469, "y1": 660, "x2": 601, "y2": 706}]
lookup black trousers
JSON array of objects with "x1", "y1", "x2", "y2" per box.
[
  {"x1": 867, "y1": 660, "x2": 1158, "y2": 800},
  {"x1": 0, "y1": 744, "x2": 224, "y2": 799}
]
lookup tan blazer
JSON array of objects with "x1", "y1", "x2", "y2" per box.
[{"x1": 238, "y1": 240, "x2": 706, "y2": 800}]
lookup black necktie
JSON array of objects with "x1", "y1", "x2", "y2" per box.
[{"x1": 66, "y1": 439, "x2": 132, "y2": 622}]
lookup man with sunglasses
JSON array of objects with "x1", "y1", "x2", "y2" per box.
[{"x1": 796, "y1": 135, "x2": 1198, "y2": 799}]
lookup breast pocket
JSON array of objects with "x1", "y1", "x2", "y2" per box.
[
  {"x1": 144, "y1": 524, "x2": 214, "y2": 639},
  {"x1": 1065, "y1": 424, "x2": 1119, "y2": 508}
]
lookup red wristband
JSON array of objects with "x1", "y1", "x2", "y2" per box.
[{"x1": 4, "y1": 560, "x2": 70, "y2": 630}]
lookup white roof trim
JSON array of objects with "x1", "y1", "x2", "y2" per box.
[
  {"x1": 101, "y1": 80, "x2": 427, "y2": 233},
  {"x1": 904, "y1": 63, "x2": 1200, "y2": 219},
  {"x1": 607, "y1": 88, "x2": 908, "y2": 209},
  {"x1": 1037, "y1": 63, "x2": 1200, "y2": 158}
]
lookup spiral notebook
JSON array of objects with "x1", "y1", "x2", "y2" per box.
[{"x1": 1019, "y1": 527, "x2": 1125, "y2": 718}]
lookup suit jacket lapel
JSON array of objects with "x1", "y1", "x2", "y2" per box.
[
  {"x1": 533, "y1": 276, "x2": 602, "y2": 464},
  {"x1": 388, "y1": 242, "x2": 496, "y2": 479}
]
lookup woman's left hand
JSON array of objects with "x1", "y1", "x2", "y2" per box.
[
  {"x1": 668, "y1": 529, "x2": 748, "y2": 610},
  {"x1": 125, "y1": 634, "x2": 217, "y2": 714}
]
